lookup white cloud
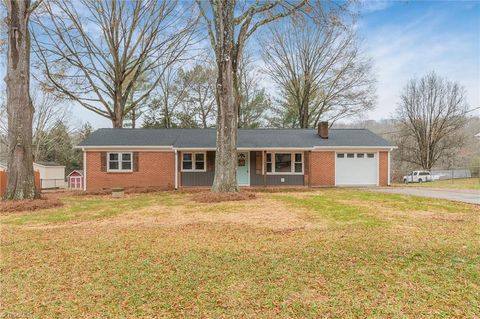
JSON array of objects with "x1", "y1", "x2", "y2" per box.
[
  {"x1": 356, "y1": 0, "x2": 395, "y2": 13},
  {"x1": 363, "y1": 10, "x2": 480, "y2": 119}
]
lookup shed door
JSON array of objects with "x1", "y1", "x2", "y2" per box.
[{"x1": 336, "y1": 152, "x2": 377, "y2": 186}]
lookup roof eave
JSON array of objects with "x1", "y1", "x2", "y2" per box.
[{"x1": 75, "y1": 145, "x2": 174, "y2": 150}]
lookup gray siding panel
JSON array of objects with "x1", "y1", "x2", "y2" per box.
[
  {"x1": 249, "y1": 151, "x2": 304, "y2": 186},
  {"x1": 182, "y1": 171, "x2": 215, "y2": 186},
  {"x1": 182, "y1": 151, "x2": 305, "y2": 187}
]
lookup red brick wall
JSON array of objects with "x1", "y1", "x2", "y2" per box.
[
  {"x1": 310, "y1": 151, "x2": 335, "y2": 186},
  {"x1": 85, "y1": 151, "x2": 175, "y2": 191},
  {"x1": 379, "y1": 151, "x2": 389, "y2": 186}
]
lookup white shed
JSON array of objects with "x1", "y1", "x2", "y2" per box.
[{"x1": 33, "y1": 162, "x2": 66, "y2": 189}]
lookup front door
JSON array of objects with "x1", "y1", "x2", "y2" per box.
[{"x1": 237, "y1": 152, "x2": 250, "y2": 186}]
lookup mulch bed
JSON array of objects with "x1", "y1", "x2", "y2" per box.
[
  {"x1": 191, "y1": 191, "x2": 256, "y2": 203},
  {"x1": 0, "y1": 197, "x2": 63, "y2": 214}
]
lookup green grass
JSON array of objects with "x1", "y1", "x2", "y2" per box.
[
  {"x1": 395, "y1": 178, "x2": 480, "y2": 190},
  {"x1": 1, "y1": 192, "x2": 182, "y2": 225},
  {"x1": 1, "y1": 189, "x2": 479, "y2": 318},
  {"x1": 276, "y1": 192, "x2": 384, "y2": 227}
]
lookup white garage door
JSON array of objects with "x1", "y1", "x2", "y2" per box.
[{"x1": 336, "y1": 152, "x2": 377, "y2": 186}]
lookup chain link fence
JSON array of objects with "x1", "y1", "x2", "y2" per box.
[{"x1": 397, "y1": 166, "x2": 480, "y2": 185}]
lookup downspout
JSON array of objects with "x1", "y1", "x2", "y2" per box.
[
  {"x1": 174, "y1": 149, "x2": 178, "y2": 190},
  {"x1": 388, "y1": 148, "x2": 392, "y2": 186},
  {"x1": 376, "y1": 151, "x2": 380, "y2": 186},
  {"x1": 82, "y1": 148, "x2": 87, "y2": 191},
  {"x1": 308, "y1": 150, "x2": 312, "y2": 187}
]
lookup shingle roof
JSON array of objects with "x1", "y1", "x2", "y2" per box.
[
  {"x1": 34, "y1": 161, "x2": 64, "y2": 167},
  {"x1": 78, "y1": 128, "x2": 394, "y2": 149}
]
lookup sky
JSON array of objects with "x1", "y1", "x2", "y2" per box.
[
  {"x1": 357, "y1": 0, "x2": 480, "y2": 120},
  {"x1": 1, "y1": 0, "x2": 479, "y2": 128}
]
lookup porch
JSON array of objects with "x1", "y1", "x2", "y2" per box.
[{"x1": 177, "y1": 150, "x2": 309, "y2": 188}]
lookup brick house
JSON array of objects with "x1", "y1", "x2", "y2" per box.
[{"x1": 77, "y1": 123, "x2": 396, "y2": 191}]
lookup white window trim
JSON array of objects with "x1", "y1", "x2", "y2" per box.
[
  {"x1": 265, "y1": 152, "x2": 304, "y2": 175},
  {"x1": 107, "y1": 152, "x2": 133, "y2": 172},
  {"x1": 181, "y1": 151, "x2": 207, "y2": 172},
  {"x1": 337, "y1": 152, "x2": 376, "y2": 159}
]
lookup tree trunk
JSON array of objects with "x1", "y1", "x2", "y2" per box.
[
  {"x1": 211, "y1": 1, "x2": 238, "y2": 192},
  {"x1": 131, "y1": 108, "x2": 136, "y2": 129},
  {"x1": 112, "y1": 92, "x2": 124, "y2": 128},
  {"x1": 4, "y1": 0, "x2": 38, "y2": 200}
]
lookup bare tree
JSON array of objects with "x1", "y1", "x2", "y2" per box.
[
  {"x1": 394, "y1": 72, "x2": 469, "y2": 170},
  {"x1": 142, "y1": 64, "x2": 217, "y2": 128},
  {"x1": 262, "y1": 13, "x2": 375, "y2": 128},
  {"x1": 196, "y1": 0, "x2": 306, "y2": 192},
  {"x1": 4, "y1": 0, "x2": 43, "y2": 199},
  {"x1": 32, "y1": 0, "x2": 195, "y2": 128},
  {"x1": 157, "y1": 65, "x2": 190, "y2": 128},
  {"x1": 0, "y1": 88, "x2": 70, "y2": 160},
  {"x1": 178, "y1": 65, "x2": 217, "y2": 128},
  {"x1": 237, "y1": 53, "x2": 270, "y2": 128}
]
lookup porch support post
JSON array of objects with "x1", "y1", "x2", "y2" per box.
[{"x1": 263, "y1": 150, "x2": 267, "y2": 187}]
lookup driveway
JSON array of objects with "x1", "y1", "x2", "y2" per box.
[{"x1": 372, "y1": 187, "x2": 480, "y2": 205}]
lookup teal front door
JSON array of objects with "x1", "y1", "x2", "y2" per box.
[{"x1": 237, "y1": 152, "x2": 250, "y2": 186}]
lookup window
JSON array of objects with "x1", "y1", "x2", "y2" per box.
[
  {"x1": 367, "y1": 153, "x2": 375, "y2": 158},
  {"x1": 195, "y1": 153, "x2": 205, "y2": 170},
  {"x1": 347, "y1": 153, "x2": 355, "y2": 158},
  {"x1": 294, "y1": 153, "x2": 303, "y2": 173},
  {"x1": 265, "y1": 152, "x2": 303, "y2": 174},
  {"x1": 419, "y1": 172, "x2": 430, "y2": 176},
  {"x1": 337, "y1": 153, "x2": 345, "y2": 158},
  {"x1": 275, "y1": 153, "x2": 292, "y2": 173},
  {"x1": 266, "y1": 153, "x2": 272, "y2": 173},
  {"x1": 182, "y1": 153, "x2": 193, "y2": 170},
  {"x1": 182, "y1": 152, "x2": 206, "y2": 171},
  {"x1": 108, "y1": 152, "x2": 132, "y2": 172},
  {"x1": 357, "y1": 153, "x2": 364, "y2": 158}
]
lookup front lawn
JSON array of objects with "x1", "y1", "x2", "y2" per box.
[
  {"x1": 395, "y1": 177, "x2": 480, "y2": 190},
  {"x1": 1, "y1": 190, "x2": 479, "y2": 318}
]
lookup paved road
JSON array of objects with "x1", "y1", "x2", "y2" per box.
[{"x1": 372, "y1": 187, "x2": 480, "y2": 205}]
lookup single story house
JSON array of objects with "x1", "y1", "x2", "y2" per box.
[
  {"x1": 76, "y1": 124, "x2": 396, "y2": 191},
  {"x1": 33, "y1": 161, "x2": 66, "y2": 189}
]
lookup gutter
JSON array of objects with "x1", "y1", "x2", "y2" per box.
[
  {"x1": 74, "y1": 145, "x2": 174, "y2": 150},
  {"x1": 82, "y1": 148, "x2": 87, "y2": 191}
]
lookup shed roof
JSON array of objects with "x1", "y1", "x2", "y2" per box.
[
  {"x1": 78, "y1": 128, "x2": 395, "y2": 149},
  {"x1": 67, "y1": 170, "x2": 84, "y2": 177},
  {"x1": 34, "y1": 161, "x2": 65, "y2": 167}
]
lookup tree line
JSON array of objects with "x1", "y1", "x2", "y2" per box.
[{"x1": 2, "y1": 0, "x2": 474, "y2": 199}]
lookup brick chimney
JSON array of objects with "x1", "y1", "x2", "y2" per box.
[{"x1": 318, "y1": 121, "x2": 329, "y2": 139}]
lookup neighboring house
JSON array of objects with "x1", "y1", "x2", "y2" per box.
[
  {"x1": 67, "y1": 170, "x2": 84, "y2": 190},
  {"x1": 77, "y1": 124, "x2": 396, "y2": 191},
  {"x1": 34, "y1": 161, "x2": 66, "y2": 189}
]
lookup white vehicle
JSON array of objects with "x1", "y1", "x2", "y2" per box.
[{"x1": 403, "y1": 170, "x2": 433, "y2": 183}]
